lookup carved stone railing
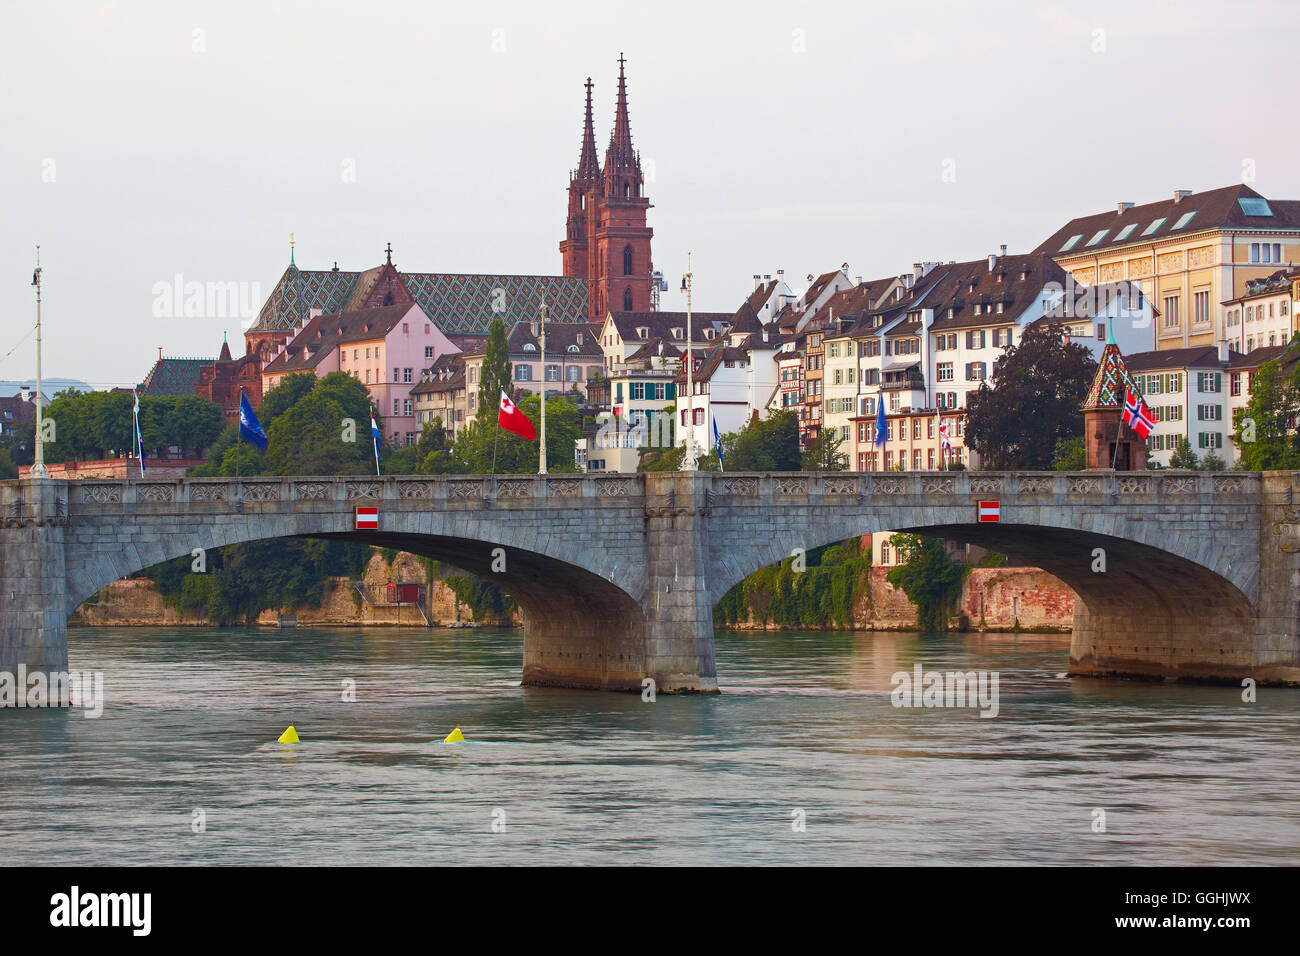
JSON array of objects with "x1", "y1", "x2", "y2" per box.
[{"x1": 48, "y1": 470, "x2": 1266, "y2": 517}]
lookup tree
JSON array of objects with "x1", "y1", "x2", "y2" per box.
[
  {"x1": 1168, "y1": 436, "x2": 1199, "y2": 469},
  {"x1": 964, "y1": 322, "x2": 1098, "y2": 469},
  {"x1": 801, "y1": 427, "x2": 849, "y2": 471},
  {"x1": 1232, "y1": 352, "x2": 1300, "y2": 470},
  {"x1": 453, "y1": 392, "x2": 581, "y2": 473},
  {"x1": 885, "y1": 534, "x2": 964, "y2": 632},
  {"x1": 265, "y1": 389, "x2": 373, "y2": 475},
  {"x1": 256, "y1": 372, "x2": 318, "y2": 424},
  {"x1": 722, "y1": 410, "x2": 801, "y2": 471},
  {"x1": 1052, "y1": 437, "x2": 1085, "y2": 471},
  {"x1": 1201, "y1": 449, "x2": 1226, "y2": 471},
  {"x1": 478, "y1": 318, "x2": 512, "y2": 419}
]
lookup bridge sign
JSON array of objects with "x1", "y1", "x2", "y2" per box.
[
  {"x1": 978, "y1": 500, "x2": 1000, "y2": 523},
  {"x1": 355, "y1": 506, "x2": 379, "y2": 530}
]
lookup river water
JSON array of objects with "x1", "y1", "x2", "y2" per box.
[{"x1": 1, "y1": 626, "x2": 1296, "y2": 865}]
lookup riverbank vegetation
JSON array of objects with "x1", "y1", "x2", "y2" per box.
[{"x1": 713, "y1": 537, "x2": 873, "y2": 629}]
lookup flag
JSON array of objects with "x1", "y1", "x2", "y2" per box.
[
  {"x1": 498, "y1": 391, "x2": 536, "y2": 440},
  {"x1": 873, "y1": 392, "x2": 886, "y2": 447},
  {"x1": 1123, "y1": 389, "x2": 1155, "y2": 439},
  {"x1": 937, "y1": 411, "x2": 953, "y2": 453},
  {"x1": 132, "y1": 389, "x2": 145, "y2": 476},
  {"x1": 712, "y1": 416, "x2": 724, "y2": 468},
  {"x1": 239, "y1": 392, "x2": 268, "y2": 450},
  {"x1": 370, "y1": 411, "x2": 383, "y2": 470}
]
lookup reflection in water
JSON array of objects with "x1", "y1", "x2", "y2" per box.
[{"x1": 0, "y1": 626, "x2": 1296, "y2": 865}]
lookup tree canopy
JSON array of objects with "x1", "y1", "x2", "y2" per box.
[{"x1": 964, "y1": 322, "x2": 1098, "y2": 470}]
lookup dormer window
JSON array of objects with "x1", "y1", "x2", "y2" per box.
[
  {"x1": 671, "y1": 327, "x2": 683, "y2": 339},
  {"x1": 567, "y1": 344, "x2": 579, "y2": 353},
  {"x1": 523, "y1": 343, "x2": 537, "y2": 351},
  {"x1": 637, "y1": 327, "x2": 649, "y2": 339}
]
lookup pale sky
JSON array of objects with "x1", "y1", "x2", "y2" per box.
[{"x1": 3, "y1": 0, "x2": 1298, "y2": 386}]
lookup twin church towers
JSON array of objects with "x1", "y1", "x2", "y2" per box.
[{"x1": 560, "y1": 55, "x2": 655, "y2": 324}]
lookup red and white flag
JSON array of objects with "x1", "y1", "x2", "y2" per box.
[{"x1": 498, "y1": 391, "x2": 536, "y2": 440}]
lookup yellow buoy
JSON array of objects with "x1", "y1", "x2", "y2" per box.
[
  {"x1": 277, "y1": 726, "x2": 300, "y2": 744},
  {"x1": 443, "y1": 726, "x2": 465, "y2": 743}
]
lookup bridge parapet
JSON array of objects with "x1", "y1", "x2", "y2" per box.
[
  {"x1": 702, "y1": 470, "x2": 1262, "y2": 505},
  {"x1": 56, "y1": 473, "x2": 647, "y2": 517}
]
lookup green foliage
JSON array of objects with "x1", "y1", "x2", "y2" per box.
[
  {"x1": 0, "y1": 445, "x2": 16, "y2": 479},
  {"x1": 142, "y1": 539, "x2": 371, "y2": 624},
  {"x1": 1051, "y1": 436, "x2": 1086, "y2": 471},
  {"x1": 800, "y1": 427, "x2": 849, "y2": 471},
  {"x1": 451, "y1": 392, "x2": 580, "y2": 473},
  {"x1": 885, "y1": 534, "x2": 964, "y2": 632},
  {"x1": 1232, "y1": 350, "x2": 1300, "y2": 470},
  {"x1": 39, "y1": 388, "x2": 222, "y2": 462},
  {"x1": 444, "y1": 575, "x2": 516, "y2": 622},
  {"x1": 965, "y1": 322, "x2": 1098, "y2": 469},
  {"x1": 478, "y1": 318, "x2": 512, "y2": 416},
  {"x1": 1168, "y1": 436, "x2": 1199, "y2": 469},
  {"x1": 1200, "y1": 450, "x2": 1226, "y2": 471},
  {"x1": 713, "y1": 537, "x2": 872, "y2": 630},
  {"x1": 718, "y1": 409, "x2": 801, "y2": 471}
]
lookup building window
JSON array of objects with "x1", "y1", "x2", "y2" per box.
[
  {"x1": 623, "y1": 245, "x2": 633, "y2": 275},
  {"x1": 928, "y1": 449, "x2": 935, "y2": 469},
  {"x1": 623, "y1": 287, "x2": 634, "y2": 310},
  {"x1": 885, "y1": 451, "x2": 893, "y2": 469},
  {"x1": 1194, "y1": 291, "x2": 1210, "y2": 325},
  {"x1": 425, "y1": 346, "x2": 434, "y2": 358},
  {"x1": 1198, "y1": 431, "x2": 1223, "y2": 449},
  {"x1": 546, "y1": 365, "x2": 560, "y2": 382},
  {"x1": 393, "y1": 399, "x2": 400, "y2": 416},
  {"x1": 516, "y1": 364, "x2": 532, "y2": 381},
  {"x1": 1197, "y1": 371, "x2": 1221, "y2": 393},
  {"x1": 694, "y1": 408, "x2": 704, "y2": 425},
  {"x1": 937, "y1": 362, "x2": 953, "y2": 382},
  {"x1": 566, "y1": 365, "x2": 582, "y2": 382},
  {"x1": 403, "y1": 399, "x2": 412, "y2": 416},
  {"x1": 912, "y1": 420, "x2": 921, "y2": 439},
  {"x1": 913, "y1": 450, "x2": 922, "y2": 469},
  {"x1": 1162, "y1": 295, "x2": 1181, "y2": 329},
  {"x1": 403, "y1": 368, "x2": 413, "y2": 383}
]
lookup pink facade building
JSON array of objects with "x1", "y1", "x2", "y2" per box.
[{"x1": 261, "y1": 302, "x2": 459, "y2": 445}]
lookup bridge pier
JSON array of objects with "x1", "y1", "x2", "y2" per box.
[
  {"x1": 641, "y1": 473, "x2": 719, "y2": 694},
  {"x1": 0, "y1": 479, "x2": 70, "y2": 696}
]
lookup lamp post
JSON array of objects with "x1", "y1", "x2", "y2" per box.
[
  {"x1": 534, "y1": 294, "x2": 548, "y2": 475},
  {"x1": 29, "y1": 246, "x2": 47, "y2": 478},
  {"x1": 679, "y1": 253, "x2": 698, "y2": 471}
]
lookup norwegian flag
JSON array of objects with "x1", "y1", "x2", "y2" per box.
[{"x1": 1123, "y1": 389, "x2": 1155, "y2": 440}]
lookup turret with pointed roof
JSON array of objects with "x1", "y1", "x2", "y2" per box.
[{"x1": 561, "y1": 78, "x2": 600, "y2": 278}]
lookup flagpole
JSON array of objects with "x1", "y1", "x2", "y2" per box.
[
  {"x1": 236, "y1": 387, "x2": 241, "y2": 480},
  {"x1": 373, "y1": 407, "x2": 381, "y2": 477},
  {"x1": 537, "y1": 295, "x2": 548, "y2": 476}
]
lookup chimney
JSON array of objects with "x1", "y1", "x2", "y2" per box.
[
  {"x1": 777, "y1": 269, "x2": 784, "y2": 281},
  {"x1": 1218, "y1": 339, "x2": 1229, "y2": 363},
  {"x1": 913, "y1": 263, "x2": 924, "y2": 281},
  {"x1": 1174, "y1": 189, "x2": 1192, "y2": 204},
  {"x1": 753, "y1": 274, "x2": 761, "y2": 290},
  {"x1": 988, "y1": 253, "x2": 997, "y2": 272},
  {"x1": 856, "y1": 275, "x2": 863, "y2": 285},
  {"x1": 764, "y1": 274, "x2": 772, "y2": 283},
  {"x1": 19, "y1": 386, "x2": 30, "y2": 403},
  {"x1": 1000, "y1": 244, "x2": 1007, "y2": 258},
  {"x1": 1117, "y1": 202, "x2": 1134, "y2": 214}
]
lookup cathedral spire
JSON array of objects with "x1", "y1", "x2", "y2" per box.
[
  {"x1": 605, "y1": 53, "x2": 636, "y2": 172},
  {"x1": 575, "y1": 77, "x2": 599, "y2": 183}
]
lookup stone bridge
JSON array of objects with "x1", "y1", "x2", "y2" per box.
[{"x1": 3, "y1": 470, "x2": 1300, "y2": 695}]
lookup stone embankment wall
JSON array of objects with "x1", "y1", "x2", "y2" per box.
[
  {"x1": 726, "y1": 566, "x2": 1075, "y2": 632},
  {"x1": 72, "y1": 551, "x2": 519, "y2": 628}
]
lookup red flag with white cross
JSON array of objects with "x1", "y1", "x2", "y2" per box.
[{"x1": 498, "y1": 391, "x2": 536, "y2": 440}]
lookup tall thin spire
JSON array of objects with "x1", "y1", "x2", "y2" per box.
[
  {"x1": 606, "y1": 52, "x2": 636, "y2": 170},
  {"x1": 575, "y1": 77, "x2": 599, "y2": 182}
]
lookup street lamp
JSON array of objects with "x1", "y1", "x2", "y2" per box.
[
  {"x1": 29, "y1": 246, "x2": 47, "y2": 479},
  {"x1": 533, "y1": 294, "x2": 548, "y2": 475},
  {"x1": 679, "y1": 253, "x2": 698, "y2": 472}
]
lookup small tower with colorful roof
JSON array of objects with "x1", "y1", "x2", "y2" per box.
[{"x1": 1081, "y1": 326, "x2": 1147, "y2": 470}]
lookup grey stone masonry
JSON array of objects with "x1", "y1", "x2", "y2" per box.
[{"x1": 1, "y1": 470, "x2": 1297, "y2": 699}]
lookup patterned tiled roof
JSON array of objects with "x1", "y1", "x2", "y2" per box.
[
  {"x1": 249, "y1": 264, "x2": 589, "y2": 336},
  {"x1": 1082, "y1": 343, "x2": 1135, "y2": 411},
  {"x1": 138, "y1": 357, "x2": 214, "y2": 397}
]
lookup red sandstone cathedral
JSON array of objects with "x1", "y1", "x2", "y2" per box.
[{"x1": 560, "y1": 55, "x2": 656, "y2": 324}]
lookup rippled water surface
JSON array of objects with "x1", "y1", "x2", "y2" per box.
[{"x1": 1, "y1": 626, "x2": 1297, "y2": 865}]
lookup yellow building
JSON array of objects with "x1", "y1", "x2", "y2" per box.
[{"x1": 1037, "y1": 185, "x2": 1300, "y2": 351}]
